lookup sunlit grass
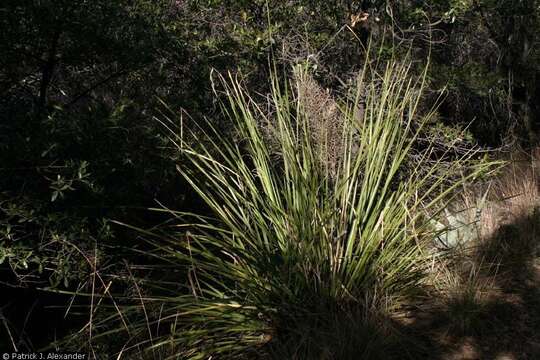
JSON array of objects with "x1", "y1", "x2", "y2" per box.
[{"x1": 77, "y1": 54, "x2": 495, "y2": 359}]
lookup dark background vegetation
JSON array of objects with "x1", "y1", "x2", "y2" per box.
[{"x1": 1, "y1": 0, "x2": 539, "y2": 352}]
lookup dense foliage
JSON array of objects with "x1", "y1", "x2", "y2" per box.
[{"x1": 1, "y1": 0, "x2": 539, "y2": 355}]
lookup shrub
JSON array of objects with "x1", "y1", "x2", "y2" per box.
[{"x1": 80, "y1": 54, "x2": 493, "y2": 358}]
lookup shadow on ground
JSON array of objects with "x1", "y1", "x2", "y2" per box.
[
  {"x1": 400, "y1": 206, "x2": 540, "y2": 360},
  {"x1": 259, "y1": 205, "x2": 540, "y2": 360}
]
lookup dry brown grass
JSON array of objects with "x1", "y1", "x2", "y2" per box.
[
  {"x1": 478, "y1": 149, "x2": 539, "y2": 237},
  {"x1": 445, "y1": 147, "x2": 540, "y2": 244},
  {"x1": 418, "y1": 147, "x2": 540, "y2": 359}
]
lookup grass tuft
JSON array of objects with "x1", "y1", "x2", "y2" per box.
[{"x1": 77, "y1": 54, "x2": 495, "y2": 359}]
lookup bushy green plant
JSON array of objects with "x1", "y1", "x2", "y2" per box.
[{"x1": 67, "y1": 53, "x2": 494, "y2": 358}]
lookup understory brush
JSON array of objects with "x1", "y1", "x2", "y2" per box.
[{"x1": 59, "y1": 55, "x2": 494, "y2": 359}]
